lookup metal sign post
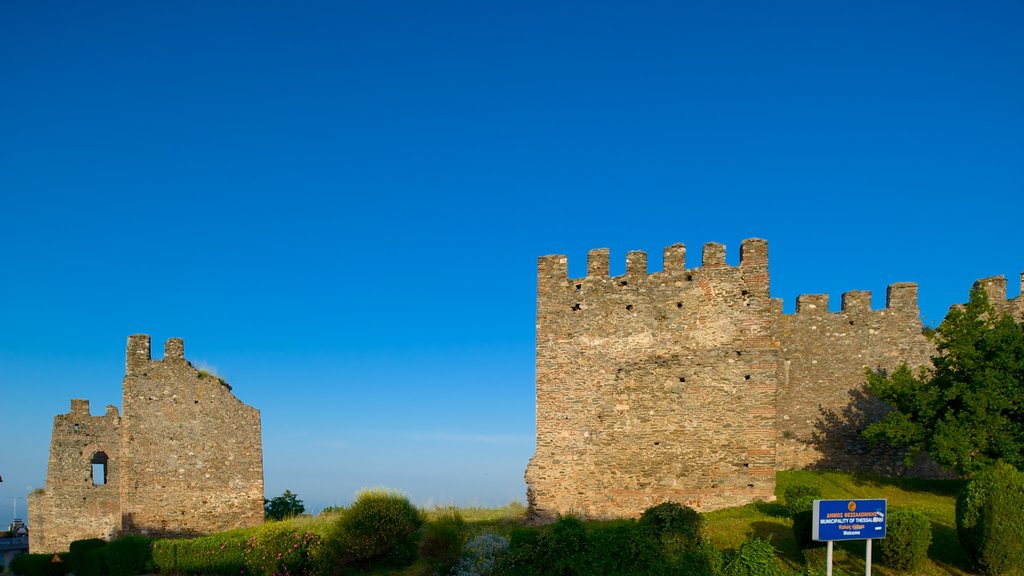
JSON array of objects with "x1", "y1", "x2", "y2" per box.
[{"x1": 812, "y1": 499, "x2": 887, "y2": 576}]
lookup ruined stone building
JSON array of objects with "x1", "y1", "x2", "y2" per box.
[
  {"x1": 525, "y1": 239, "x2": 1023, "y2": 520},
  {"x1": 28, "y1": 335, "x2": 264, "y2": 553}
]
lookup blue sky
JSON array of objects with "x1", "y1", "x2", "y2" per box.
[{"x1": 1, "y1": 0, "x2": 1022, "y2": 524}]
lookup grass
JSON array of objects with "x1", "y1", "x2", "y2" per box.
[
  {"x1": 703, "y1": 470, "x2": 972, "y2": 575},
  {"x1": 249, "y1": 472, "x2": 972, "y2": 575}
]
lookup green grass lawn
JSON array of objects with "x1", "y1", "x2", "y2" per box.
[{"x1": 704, "y1": 471, "x2": 970, "y2": 575}]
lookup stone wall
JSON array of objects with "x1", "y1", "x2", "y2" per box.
[
  {"x1": 527, "y1": 238, "x2": 1023, "y2": 520},
  {"x1": 28, "y1": 401, "x2": 121, "y2": 553},
  {"x1": 526, "y1": 239, "x2": 778, "y2": 520},
  {"x1": 119, "y1": 336, "x2": 264, "y2": 537},
  {"x1": 773, "y1": 285, "x2": 934, "y2": 472},
  {"x1": 28, "y1": 336, "x2": 264, "y2": 552}
]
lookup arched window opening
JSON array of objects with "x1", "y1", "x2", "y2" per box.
[{"x1": 91, "y1": 451, "x2": 109, "y2": 486}]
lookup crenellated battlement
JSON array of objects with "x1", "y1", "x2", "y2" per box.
[
  {"x1": 529, "y1": 237, "x2": 1019, "y2": 520},
  {"x1": 126, "y1": 334, "x2": 190, "y2": 374},
  {"x1": 785, "y1": 283, "x2": 920, "y2": 316},
  {"x1": 540, "y1": 238, "x2": 770, "y2": 283}
]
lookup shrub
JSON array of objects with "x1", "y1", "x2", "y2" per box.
[
  {"x1": 584, "y1": 520, "x2": 664, "y2": 575},
  {"x1": 419, "y1": 508, "x2": 466, "y2": 575},
  {"x1": 723, "y1": 537, "x2": 781, "y2": 576},
  {"x1": 493, "y1": 528, "x2": 543, "y2": 576},
  {"x1": 784, "y1": 485, "x2": 822, "y2": 551},
  {"x1": 640, "y1": 501, "x2": 704, "y2": 545},
  {"x1": 336, "y1": 488, "x2": 423, "y2": 569},
  {"x1": 152, "y1": 533, "x2": 246, "y2": 576},
  {"x1": 783, "y1": 485, "x2": 821, "y2": 517},
  {"x1": 452, "y1": 533, "x2": 509, "y2": 576},
  {"x1": 878, "y1": 508, "x2": 931, "y2": 571},
  {"x1": 102, "y1": 536, "x2": 153, "y2": 576},
  {"x1": 545, "y1": 514, "x2": 587, "y2": 575},
  {"x1": 956, "y1": 461, "x2": 1024, "y2": 575},
  {"x1": 10, "y1": 553, "x2": 69, "y2": 576},
  {"x1": 245, "y1": 523, "x2": 326, "y2": 576},
  {"x1": 68, "y1": 539, "x2": 106, "y2": 576}
]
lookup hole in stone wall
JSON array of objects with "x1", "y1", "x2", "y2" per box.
[
  {"x1": 685, "y1": 274, "x2": 693, "y2": 281},
  {"x1": 625, "y1": 304, "x2": 633, "y2": 311},
  {"x1": 849, "y1": 320, "x2": 855, "y2": 325},
  {"x1": 654, "y1": 442, "x2": 660, "y2": 446},
  {"x1": 619, "y1": 280, "x2": 628, "y2": 286},
  {"x1": 676, "y1": 302, "x2": 683, "y2": 308},
  {"x1": 747, "y1": 484, "x2": 754, "y2": 488},
  {"x1": 73, "y1": 424, "x2": 79, "y2": 433},
  {"x1": 91, "y1": 452, "x2": 109, "y2": 486},
  {"x1": 741, "y1": 290, "x2": 748, "y2": 297},
  {"x1": 744, "y1": 375, "x2": 751, "y2": 380},
  {"x1": 735, "y1": 351, "x2": 742, "y2": 356},
  {"x1": 575, "y1": 283, "x2": 582, "y2": 292},
  {"x1": 194, "y1": 400, "x2": 199, "y2": 404},
  {"x1": 571, "y1": 303, "x2": 581, "y2": 311},
  {"x1": 679, "y1": 377, "x2": 686, "y2": 383}
]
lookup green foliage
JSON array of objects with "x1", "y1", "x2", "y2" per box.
[
  {"x1": 864, "y1": 287, "x2": 1024, "y2": 476},
  {"x1": 956, "y1": 461, "x2": 1024, "y2": 575},
  {"x1": 336, "y1": 488, "x2": 423, "y2": 570},
  {"x1": 152, "y1": 526, "x2": 325, "y2": 576},
  {"x1": 782, "y1": 484, "x2": 822, "y2": 551},
  {"x1": 722, "y1": 537, "x2": 781, "y2": 576},
  {"x1": 418, "y1": 507, "x2": 466, "y2": 575},
  {"x1": 68, "y1": 539, "x2": 106, "y2": 576},
  {"x1": 639, "y1": 501, "x2": 704, "y2": 544},
  {"x1": 878, "y1": 508, "x2": 931, "y2": 571},
  {"x1": 544, "y1": 514, "x2": 587, "y2": 575},
  {"x1": 583, "y1": 521, "x2": 664, "y2": 575},
  {"x1": 102, "y1": 536, "x2": 153, "y2": 576},
  {"x1": 264, "y1": 489, "x2": 306, "y2": 520},
  {"x1": 10, "y1": 553, "x2": 70, "y2": 576},
  {"x1": 782, "y1": 485, "x2": 821, "y2": 517}
]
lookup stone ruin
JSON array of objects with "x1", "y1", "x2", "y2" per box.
[
  {"x1": 28, "y1": 335, "x2": 263, "y2": 553},
  {"x1": 525, "y1": 238, "x2": 1023, "y2": 520}
]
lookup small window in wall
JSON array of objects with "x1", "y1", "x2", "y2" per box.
[{"x1": 91, "y1": 452, "x2": 109, "y2": 486}]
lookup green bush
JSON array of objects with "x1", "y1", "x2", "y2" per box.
[
  {"x1": 584, "y1": 520, "x2": 664, "y2": 576},
  {"x1": 956, "y1": 461, "x2": 1024, "y2": 575},
  {"x1": 67, "y1": 539, "x2": 106, "y2": 576},
  {"x1": 102, "y1": 536, "x2": 152, "y2": 576},
  {"x1": 419, "y1": 508, "x2": 466, "y2": 575},
  {"x1": 336, "y1": 488, "x2": 423, "y2": 570},
  {"x1": 544, "y1": 514, "x2": 587, "y2": 575},
  {"x1": 152, "y1": 532, "x2": 247, "y2": 576},
  {"x1": 151, "y1": 526, "x2": 326, "y2": 576},
  {"x1": 878, "y1": 508, "x2": 931, "y2": 571},
  {"x1": 640, "y1": 501, "x2": 703, "y2": 539},
  {"x1": 10, "y1": 553, "x2": 69, "y2": 576},
  {"x1": 784, "y1": 485, "x2": 822, "y2": 551},
  {"x1": 783, "y1": 485, "x2": 821, "y2": 517},
  {"x1": 494, "y1": 528, "x2": 543, "y2": 576},
  {"x1": 723, "y1": 537, "x2": 781, "y2": 576}
]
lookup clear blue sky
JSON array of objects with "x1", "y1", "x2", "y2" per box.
[{"x1": 2, "y1": 1, "x2": 1022, "y2": 524}]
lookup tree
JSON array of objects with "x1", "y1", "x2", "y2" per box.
[
  {"x1": 264, "y1": 489, "x2": 305, "y2": 520},
  {"x1": 863, "y1": 287, "x2": 1024, "y2": 476}
]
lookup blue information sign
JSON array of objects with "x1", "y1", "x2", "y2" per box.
[{"x1": 812, "y1": 499, "x2": 886, "y2": 542}]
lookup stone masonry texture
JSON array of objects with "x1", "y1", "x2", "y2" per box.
[
  {"x1": 525, "y1": 239, "x2": 1024, "y2": 520},
  {"x1": 29, "y1": 335, "x2": 263, "y2": 553}
]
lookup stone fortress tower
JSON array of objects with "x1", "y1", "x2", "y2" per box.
[
  {"x1": 28, "y1": 335, "x2": 264, "y2": 553},
  {"x1": 526, "y1": 238, "x2": 1023, "y2": 520}
]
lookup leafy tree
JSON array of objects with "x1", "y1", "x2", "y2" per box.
[
  {"x1": 863, "y1": 287, "x2": 1024, "y2": 476},
  {"x1": 264, "y1": 489, "x2": 305, "y2": 520}
]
